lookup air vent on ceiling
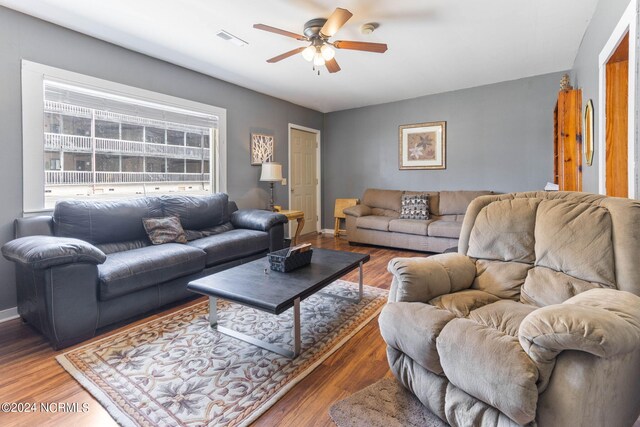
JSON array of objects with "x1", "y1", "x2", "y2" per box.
[{"x1": 216, "y1": 30, "x2": 248, "y2": 47}]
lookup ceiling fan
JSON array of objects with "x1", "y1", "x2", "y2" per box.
[{"x1": 253, "y1": 7, "x2": 388, "y2": 74}]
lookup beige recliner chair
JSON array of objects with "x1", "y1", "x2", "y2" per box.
[{"x1": 379, "y1": 191, "x2": 640, "y2": 427}]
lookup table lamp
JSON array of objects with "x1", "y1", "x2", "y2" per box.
[{"x1": 260, "y1": 162, "x2": 283, "y2": 211}]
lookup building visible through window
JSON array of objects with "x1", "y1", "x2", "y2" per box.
[{"x1": 43, "y1": 81, "x2": 216, "y2": 207}]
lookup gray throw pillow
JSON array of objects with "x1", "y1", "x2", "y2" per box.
[
  {"x1": 143, "y1": 216, "x2": 188, "y2": 244},
  {"x1": 400, "y1": 194, "x2": 429, "y2": 220}
]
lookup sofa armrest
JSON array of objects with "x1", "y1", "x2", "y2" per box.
[
  {"x1": 1, "y1": 236, "x2": 106, "y2": 269},
  {"x1": 230, "y1": 209, "x2": 288, "y2": 232},
  {"x1": 343, "y1": 205, "x2": 372, "y2": 217},
  {"x1": 519, "y1": 288, "x2": 640, "y2": 362},
  {"x1": 387, "y1": 253, "x2": 476, "y2": 303}
]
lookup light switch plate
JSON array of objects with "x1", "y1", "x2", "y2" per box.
[{"x1": 281, "y1": 178, "x2": 287, "y2": 185}]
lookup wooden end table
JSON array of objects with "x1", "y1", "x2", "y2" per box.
[{"x1": 277, "y1": 209, "x2": 305, "y2": 245}]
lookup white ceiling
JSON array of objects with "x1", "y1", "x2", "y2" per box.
[{"x1": 1, "y1": 0, "x2": 598, "y2": 113}]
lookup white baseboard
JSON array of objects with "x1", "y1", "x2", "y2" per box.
[{"x1": 0, "y1": 307, "x2": 19, "y2": 323}]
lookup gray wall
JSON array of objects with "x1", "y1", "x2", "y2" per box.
[
  {"x1": 322, "y1": 72, "x2": 564, "y2": 228},
  {"x1": 571, "y1": 0, "x2": 636, "y2": 194},
  {"x1": 0, "y1": 6, "x2": 323, "y2": 311}
]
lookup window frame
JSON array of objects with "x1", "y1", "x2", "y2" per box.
[{"x1": 21, "y1": 60, "x2": 227, "y2": 214}]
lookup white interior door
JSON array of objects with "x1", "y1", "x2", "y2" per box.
[{"x1": 290, "y1": 128, "x2": 318, "y2": 235}]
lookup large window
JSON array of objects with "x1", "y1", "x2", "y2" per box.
[{"x1": 22, "y1": 61, "x2": 227, "y2": 212}]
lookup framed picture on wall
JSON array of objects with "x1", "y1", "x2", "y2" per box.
[
  {"x1": 250, "y1": 133, "x2": 275, "y2": 165},
  {"x1": 398, "y1": 121, "x2": 446, "y2": 170}
]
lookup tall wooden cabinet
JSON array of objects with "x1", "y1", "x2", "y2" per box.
[{"x1": 553, "y1": 89, "x2": 583, "y2": 191}]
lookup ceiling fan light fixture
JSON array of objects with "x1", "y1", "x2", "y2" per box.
[
  {"x1": 255, "y1": 7, "x2": 388, "y2": 74},
  {"x1": 302, "y1": 45, "x2": 315, "y2": 61},
  {"x1": 320, "y1": 44, "x2": 335, "y2": 60}
]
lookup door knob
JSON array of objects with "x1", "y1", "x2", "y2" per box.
[{"x1": 291, "y1": 188, "x2": 295, "y2": 193}]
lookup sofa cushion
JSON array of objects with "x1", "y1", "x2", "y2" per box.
[
  {"x1": 96, "y1": 239, "x2": 150, "y2": 255},
  {"x1": 184, "y1": 222, "x2": 235, "y2": 241},
  {"x1": 143, "y1": 216, "x2": 188, "y2": 244},
  {"x1": 371, "y1": 208, "x2": 401, "y2": 218},
  {"x1": 469, "y1": 300, "x2": 536, "y2": 337},
  {"x1": 438, "y1": 191, "x2": 492, "y2": 215},
  {"x1": 520, "y1": 266, "x2": 613, "y2": 307},
  {"x1": 405, "y1": 191, "x2": 440, "y2": 217},
  {"x1": 161, "y1": 193, "x2": 229, "y2": 230},
  {"x1": 437, "y1": 317, "x2": 539, "y2": 425},
  {"x1": 427, "y1": 221, "x2": 462, "y2": 239},
  {"x1": 356, "y1": 215, "x2": 392, "y2": 232},
  {"x1": 400, "y1": 194, "x2": 429, "y2": 220},
  {"x1": 187, "y1": 229, "x2": 269, "y2": 266},
  {"x1": 98, "y1": 243, "x2": 206, "y2": 300},
  {"x1": 534, "y1": 199, "x2": 615, "y2": 287},
  {"x1": 362, "y1": 189, "x2": 403, "y2": 213},
  {"x1": 388, "y1": 219, "x2": 432, "y2": 236},
  {"x1": 54, "y1": 197, "x2": 163, "y2": 244},
  {"x1": 472, "y1": 260, "x2": 532, "y2": 300},
  {"x1": 429, "y1": 289, "x2": 500, "y2": 318},
  {"x1": 468, "y1": 198, "x2": 539, "y2": 263},
  {"x1": 379, "y1": 302, "x2": 455, "y2": 375},
  {"x1": 445, "y1": 384, "x2": 522, "y2": 427}
]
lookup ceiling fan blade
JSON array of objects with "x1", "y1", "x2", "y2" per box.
[
  {"x1": 325, "y1": 58, "x2": 341, "y2": 73},
  {"x1": 266, "y1": 47, "x2": 306, "y2": 63},
  {"x1": 333, "y1": 40, "x2": 388, "y2": 53},
  {"x1": 320, "y1": 8, "x2": 353, "y2": 38},
  {"x1": 253, "y1": 24, "x2": 307, "y2": 41}
]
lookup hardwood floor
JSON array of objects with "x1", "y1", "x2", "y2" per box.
[
  {"x1": 0, "y1": 234, "x2": 423, "y2": 427},
  {"x1": 2, "y1": 234, "x2": 639, "y2": 427}
]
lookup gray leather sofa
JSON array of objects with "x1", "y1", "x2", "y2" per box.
[
  {"x1": 1, "y1": 193, "x2": 287, "y2": 349},
  {"x1": 344, "y1": 189, "x2": 493, "y2": 253},
  {"x1": 379, "y1": 192, "x2": 640, "y2": 426}
]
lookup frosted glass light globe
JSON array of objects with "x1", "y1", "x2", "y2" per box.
[
  {"x1": 313, "y1": 52, "x2": 325, "y2": 66},
  {"x1": 301, "y1": 46, "x2": 315, "y2": 62},
  {"x1": 320, "y1": 44, "x2": 335, "y2": 60}
]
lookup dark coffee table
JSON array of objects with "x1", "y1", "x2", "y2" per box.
[{"x1": 187, "y1": 248, "x2": 370, "y2": 358}]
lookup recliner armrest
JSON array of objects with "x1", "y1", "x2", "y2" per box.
[
  {"x1": 387, "y1": 253, "x2": 476, "y2": 303},
  {"x1": 1, "y1": 236, "x2": 106, "y2": 269},
  {"x1": 230, "y1": 209, "x2": 288, "y2": 232},
  {"x1": 343, "y1": 205, "x2": 372, "y2": 217},
  {"x1": 519, "y1": 288, "x2": 640, "y2": 362}
]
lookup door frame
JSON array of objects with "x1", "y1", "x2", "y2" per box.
[
  {"x1": 598, "y1": 0, "x2": 638, "y2": 197},
  {"x1": 287, "y1": 123, "x2": 321, "y2": 237}
]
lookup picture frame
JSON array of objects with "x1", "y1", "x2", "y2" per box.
[
  {"x1": 584, "y1": 99, "x2": 594, "y2": 166},
  {"x1": 398, "y1": 121, "x2": 446, "y2": 170},
  {"x1": 250, "y1": 133, "x2": 274, "y2": 165}
]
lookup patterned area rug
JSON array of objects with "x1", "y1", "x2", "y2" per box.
[
  {"x1": 329, "y1": 378, "x2": 448, "y2": 427},
  {"x1": 57, "y1": 280, "x2": 387, "y2": 427}
]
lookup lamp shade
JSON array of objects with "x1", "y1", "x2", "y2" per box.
[{"x1": 260, "y1": 162, "x2": 283, "y2": 182}]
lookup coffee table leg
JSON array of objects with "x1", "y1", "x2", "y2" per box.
[
  {"x1": 208, "y1": 296, "x2": 301, "y2": 359},
  {"x1": 319, "y1": 261, "x2": 364, "y2": 304},
  {"x1": 358, "y1": 261, "x2": 363, "y2": 301},
  {"x1": 209, "y1": 297, "x2": 218, "y2": 326},
  {"x1": 293, "y1": 297, "x2": 301, "y2": 357}
]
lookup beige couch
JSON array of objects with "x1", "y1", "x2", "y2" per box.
[
  {"x1": 379, "y1": 191, "x2": 640, "y2": 426},
  {"x1": 343, "y1": 188, "x2": 493, "y2": 253}
]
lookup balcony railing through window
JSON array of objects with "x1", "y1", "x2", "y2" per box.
[
  {"x1": 44, "y1": 133, "x2": 211, "y2": 160},
  {"x1": 46, "y1": 171, "x2": 211, "y2": 185}
]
